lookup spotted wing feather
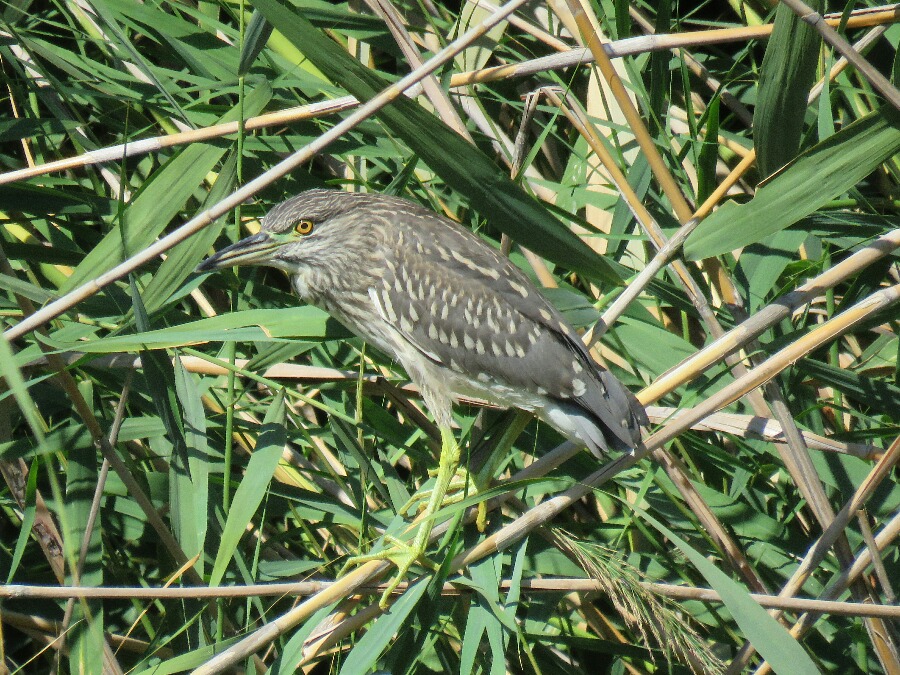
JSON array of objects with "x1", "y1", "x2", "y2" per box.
[{"x1": 366, "y1": 198, "x2": 646, "y2": 452}]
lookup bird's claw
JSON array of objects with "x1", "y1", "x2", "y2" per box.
[
  {"x1": 340, "y1": 426, "x2": 464, "y2": 610},
  {"x1": 408, "y1": 466, "x2": 491, "y2": 532},
  {"x1": 476, "y1": 501, "x2": 488, "y2": 532},
  {"x1": 403, "y1": 467, "x2": 472, "y2": 514},
  {"x1": 340, "y1": 534, "x2": 437, "y2": 609}
]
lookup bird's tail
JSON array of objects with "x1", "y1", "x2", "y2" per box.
[
  {"x1": 596, "y1": 369, "x2": 648, "y2": 452},
  {"x1": 541, "y1": 371, "x2": 647, "y2": 458}
]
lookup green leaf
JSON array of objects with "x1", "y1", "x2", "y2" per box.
[
  {"x1": 130, "y1": 279, "x2": 196, "y2": 565},
  {"x1": 461, "y1": 552, "x2": 510, "y2": 675},
  {"x1": 638, "y1": 509, "x2": 820, "y2": 675},
  {"x1": 208, "y1": 392, "x2": 285, "y2": 587},
  {"x1": 338, "y1": 577, "x2": 432, "y2": 675},
  {"x1": 42, "y1": 307, "x2": 345, "y2": 352},
  {"x1": 252, "y1": 0, "x2": 617, "y2": 283},
  {"x1": 754, "y1": 1, "x2": 822, "y2": 177},
  {"x1": 140, "y1": 150, "x2": 238, "y2": 313},
  {"x1": 68, "y1": 608, "x2": 105, "y2": 675},
  {"x1": 0, "y1": 417, "x2": 167, "y2": 461},
  {"x1": 697, "y1": 96, "x2": 720, "y2": 204},
  {"x1": 131, "y1": 634, "x2": 245, "y2": 675},
  {"x1": 0, "y1": 272, "x2": 56, "y2": 304},
  {"x1": 67, "y1": 444, "x2": 104, "y2": 675},
  {"x1": 738, "y1": 228, "x2": 807, "y2": 311},
  {"x1": 614, "y1": 317, "x2": 698, "y2": 379},
  {"x1": 103, "y1": 0, "x2": 239, "y2": 82},
  {"x1": 0, "y1": 326, "x2": 47, "y2": 443},
  {"x1": 452, "y1": 2, "x2": 509, "y2": 73},
  {"x1": 61, "y1": 82, "x2": 272, "y2": 293},
  {"x1": 238, "y1": 10, "x2": 274, "y2": 76},
  {"x1": 797, "y1": 359, "x2": 900, "y2": 417},
  {"x1": 174, "y1": 356, "x2": 209, "y2": 572},
  {"x1": 685, "y1": 106, "x2": 900, "y2": 259}
]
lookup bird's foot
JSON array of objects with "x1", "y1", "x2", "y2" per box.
[
  {"x1": 341, "y1": 426, "x2": 464, "y2": 609},
  {"x1": 406, "y1": 467, "x2": 490, "y2": 532},
  {"x1": 340, "y1": 534, "x2": 437, "y2": 609},
  {"x1": 404, "y1": 467, "x2": 471, "y2": 511}
]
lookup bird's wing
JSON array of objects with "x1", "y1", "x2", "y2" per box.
[{"x1": 370, "y1": 216, "x2": 645, "y2": 450}]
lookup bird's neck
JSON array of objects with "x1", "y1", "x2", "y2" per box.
[{"x1": 290, "y1": 269, "x2": 325, "y2": 304}]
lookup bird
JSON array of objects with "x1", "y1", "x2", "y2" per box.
[{"x1": 197, "y1": 188, "x2": 647, "y2": 605}]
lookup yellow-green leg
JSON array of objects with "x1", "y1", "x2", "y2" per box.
[
  {"x1": 341, "y1": 425, "x2": 461, "y2": 608},
  {"x1": 393, "y1": 411, "x2": 531, "y2": 535},
  {"x1": 471, "y1": 411, "x2": 533, "y2": 531}
]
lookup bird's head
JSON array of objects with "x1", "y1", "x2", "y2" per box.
[{"x1": 196, "y1": 188, "x2": 371, "y2": 276}]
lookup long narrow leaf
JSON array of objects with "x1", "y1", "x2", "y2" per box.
[
  {"x1": 754, "y1": 1, "x2": 822, "y2": 177},
  {"x1": 208, "y1": 392, "x2": 285, "y2": 587},
  {"x1": 686, "y1": 106, "x2": 900, "y2": 259},
  {"x1": 61, "y1": 83, "x2": 272, "y2": 292},
  {"x1": 42, "y1": 307, "x2": 344, "y2": 352}
]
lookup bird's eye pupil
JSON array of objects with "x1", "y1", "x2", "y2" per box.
[{"x1": 295, "y1": 220, "x2": 314, "y2": 235}]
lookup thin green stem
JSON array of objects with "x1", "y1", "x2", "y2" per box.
[{"x1": 220, "y1": 0, "x2": 248, "y2": 642}]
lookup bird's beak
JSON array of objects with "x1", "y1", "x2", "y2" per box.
[{"x1": 196, "y1": 232, "x2": 281, "y2": 273}]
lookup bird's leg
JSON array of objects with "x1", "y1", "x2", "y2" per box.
[
  {"x1": 341, "y1": 425, "x2": 461, "y2": 608},
  {"x1": 406, "y1": 411, "x2": 532, "y2": 532},
  {"x1": 408, "y1": 423, "x2": 461, "y2": 553},
  {"x1": 470, "y1": 411, "x2": 533, "y2": 531}
]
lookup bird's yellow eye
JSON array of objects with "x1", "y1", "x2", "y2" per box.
[{"x1": 294, "y1": 219, "x2": 314, "y2": 235}]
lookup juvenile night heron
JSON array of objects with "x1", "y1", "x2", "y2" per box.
[{"x1": 198, "y1": 188, "x2": 647, "y2": 603}]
